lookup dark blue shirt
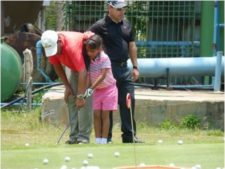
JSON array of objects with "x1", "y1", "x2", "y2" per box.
[{"x1": 89, "y1": 15, "x2": 135, "y2": 62}]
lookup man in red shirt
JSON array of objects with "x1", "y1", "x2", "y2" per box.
[{"x1": 41, "y1": 30, "x2": 93, "y2": 144}]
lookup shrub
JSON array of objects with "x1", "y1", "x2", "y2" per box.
[
  {"x1": 180, "y1": 114, "x2": 201, "y2": 129},
  {"x1": 160, "y1": 120, "x2": 176, "y2": 130}
]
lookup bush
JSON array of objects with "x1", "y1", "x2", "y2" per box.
[
  {"x1": 160, "y1": 120, "x2": 176, "y2": 130},
  {"x1": 180, "y1": 114, "x2": 201, "y2": 129}
]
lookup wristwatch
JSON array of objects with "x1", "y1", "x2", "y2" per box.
[
  {"x1": 77, "y1": 94, "x2": 85, "y2": 99},
  {"x1": 133, "y1": 66, "x2": 138, "y2": 70}
]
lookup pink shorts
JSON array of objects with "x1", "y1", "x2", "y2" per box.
[{"x1": 93, "y1": 84, "x2": 118, "y2": 111}]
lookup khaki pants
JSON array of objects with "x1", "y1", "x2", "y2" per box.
[{"x1": 65, "y1": 67, "x2": 92, "y2": 142}]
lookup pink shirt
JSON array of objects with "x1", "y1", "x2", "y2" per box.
[{"x1": 89, "y1": 51, "x2": 116, "y2": 89}]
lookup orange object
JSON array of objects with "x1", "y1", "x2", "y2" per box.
[{"x1": 126, "y1": 93, "x2": 131, "y2": 108}]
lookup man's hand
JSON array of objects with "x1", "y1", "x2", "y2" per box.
[
  {"x1": 76, "y1": 98, "x2": 85, "y2": 108},
  {"x1": 64, "y1": 86, "x2": 73, "y2": 103},
  {"x1": 132, "y1": 68, "x2": 139, "y2": 82}
]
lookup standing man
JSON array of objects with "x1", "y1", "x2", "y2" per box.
[
  {"x1": 89, "y1": 0, "x2": 143, "y2": 143},
  {"x1": 41, "y1": 30, "x2": 93, "y2": 144}
]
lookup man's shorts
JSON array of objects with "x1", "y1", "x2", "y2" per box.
[{"x1": 93, "y1": 84, "x2": 118, "y2": 111}]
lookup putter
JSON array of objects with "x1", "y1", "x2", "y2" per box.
[
  {"x1": 56, "y1": 90, "x2": 92, "y2": 145},
  {"x1": 126, "y1": 93, "x2": 137, "y2": 166},
  {"x1": 126, "y1": 93, "x2": 135, "y2": 142},
  {"x1": 56, "y1": 122, "x2": 70, "y2": 145}
]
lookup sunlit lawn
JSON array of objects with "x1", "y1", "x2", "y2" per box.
[{"x1": 1, "y1": 109, "x2": 224, "y2": 169}]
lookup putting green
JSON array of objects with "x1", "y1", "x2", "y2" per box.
[{"x1": 1, "y1": 143, "x2": 224, "y2": 169}]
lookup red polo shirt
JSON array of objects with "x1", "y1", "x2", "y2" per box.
[{"x1": 49, "y1": 31, "x2": 85, "y2": 72}]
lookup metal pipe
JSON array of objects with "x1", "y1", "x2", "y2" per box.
[
  {"x1": 136, "y1": 41, "x2": 200, "y2": 47},
  {"x1": 1, "y1": 82, "x2": 62, "y2": 109},
  {"x1": 214, "y1": 51, "x2": 223, "y2": 91},
  {"x1": 128, "y1": 56, "x2": 224, "y2": 78},
  {"x1": 36, "y1": 40, "x2": 52, "y2": 82}
]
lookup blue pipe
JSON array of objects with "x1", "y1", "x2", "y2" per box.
[
  {"x1": 20, "y1": 82, "x2": 60, "y2": 85},
  {"x1": 128, "y1": 56, "x2": 224, "y2": 78},
  {"x1": 136, "y1": 41, "x2": 200, "y2": 47},
  {"x1": 1, "y1": 82, "x2": 62, "y2": 109},
  {"x1": 36, "y1": 40, "x2": 52, "y2": 82},
  {"x1": 214, "y1": 51, "x2": 223, "y2": 91},
  {"x1": 0, "y1": 103, "x2": 42, "y2": 107}
]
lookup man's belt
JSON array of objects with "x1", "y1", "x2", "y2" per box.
[{"x1": 111, "y1": 61, "x2": 127, "y2": 67}]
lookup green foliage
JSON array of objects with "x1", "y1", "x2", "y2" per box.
[
  {"x1": 207, "y1": 130, "x2": 224, "y2": 137},
  {"x1": 180, "y1": 114, "x2": 201, "y2": 130},
  {"x1": 45, "y1": 1, "x2": 57, "y2": 30},
  {"x1": 160, "y1": 119, "x2": 176, "y2": 130}
]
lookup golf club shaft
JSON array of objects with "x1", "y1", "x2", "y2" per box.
[{"x1": 56, "y1": 123, "x2": 70, "y2": 144}]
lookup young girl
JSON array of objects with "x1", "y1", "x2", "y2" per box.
[{"x1": 84, "y1": 34, "x2": 118, "y2": 144}]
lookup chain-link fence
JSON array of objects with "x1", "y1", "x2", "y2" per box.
[
  {"x1": 62, "y1": 1, "x2": 207, "y2": 86},
  {"x1": 64, "y1": 1, "x2": 200, "y2": 58}
]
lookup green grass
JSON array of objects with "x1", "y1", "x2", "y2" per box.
[{"x1": 1, "y1": 108, "x2": 224, "y2": 169}]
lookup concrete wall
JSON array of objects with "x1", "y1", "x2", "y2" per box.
[{"x1": 41, "y1": 86, "x2": 224, "y2": 130}]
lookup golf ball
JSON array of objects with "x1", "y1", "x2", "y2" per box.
[
  {"x1": 169, "y1": 163, "x2": 175, "y2": 167},
  {"x1": 81, "y1": 167, "x2": 100, "y2": 169},
  {"x1": 83, "y1": 160, "x2": 88, "y2": 166},
  {"x1": 193, "y1": 164, "x2": 201, "y2": 169},
  {"x1": 139, "y1": 163, "x2": 146, "y2": 166},
  {"x1": 43, "y1": 158, "x2": 48, "y2": 165},
  {"x1": 87, "y1": 153, "x2": 93, "y2": 159},
  {"x1": 64, "y1": 156, "x2": 71, "y2": 162},
  {"x1": 114, "y1": 152, "x2": 120, "y2": 157},
  {"x1": 177, "y1": 140, "x2": 183, "y2": 145},
  {"x1": 157, "y1": 139, "x2": 163, "y2": 144},
  {"x1": 60, "y1": 165, "x2": 68, "y2": 169},
  {"x1": 25, "y1": 143, "x2": 30, "y2": 147}
]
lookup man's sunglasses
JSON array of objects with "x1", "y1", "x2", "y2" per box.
[{"x1": 116, "y1": 7, "x2": 126, "y2": 11}]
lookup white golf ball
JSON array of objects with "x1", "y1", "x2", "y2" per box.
[
  {"x1": 43, "y1": 158, "x2": 48, "y2": 165},
  {"x1": 191, "y1": 165, "x2": 201, "y2": 169},
  {"x1": 83, "y1": 160, "x2": 88, "y2": 166},
  {"x1": 25, "y1": 143, "x2": 30, "y2": 147},
  {"x1": 177, "y1": 140, "x2": 183, "y2": 145},
  {"x1": 87, "y1": 153, "x2": 93, "y2": 159},
  {"x1": 169, "y1": 163, "x2": 175, "y2": 167},
  {"x1": 139, "y1": 163, "x2": 145, "y2": 166},
  {"x1": 64, "y1": 156, "x2": 71, "y2": 162},
  {"x1": 60, "y1": 165, "x2": 68, "y2": 169},
  {"x1": 81, "y1": 167, "x2": 100, "y2": 169},
  {"x1": 114, "y1": 152, "x2": 120, "y2": 157},
  {"x1": 157, "y1": 139, "x2": 163, "y2": 144}
]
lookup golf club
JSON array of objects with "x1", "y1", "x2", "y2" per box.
[
  {"x1": 126, "y1": 93, "x2": 137, "y2": 166},
  {"x1": 56, "y1": 90, "x2": 92, "y2": 144}
]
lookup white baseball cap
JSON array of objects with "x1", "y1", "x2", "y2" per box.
[
  {"x1": 41, "y1": 30, "x2": 58, "y2": 57},
  {"x1": 108, "y1": 0, "x2": 127, "y2": 9}
]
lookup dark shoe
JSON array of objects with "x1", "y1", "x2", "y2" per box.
[
  {"x1": 133, "y1": 137, "x2": 144, "y2": 143},
  {"x1": 77, "y1": 140, "x2": 89, "y2": 144},
  {"x1": 65, "y1": 140, "x2": 77, "y2": 144},
  {"x1": 107, "y1": 138, "x2": 113, "y2": 144},
  {"x1": 123, "y1": 137, "x2": 144, "y2": 143},
  {"x1": 107, "y1": 140, "x2": 113, "y2": 144}
]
